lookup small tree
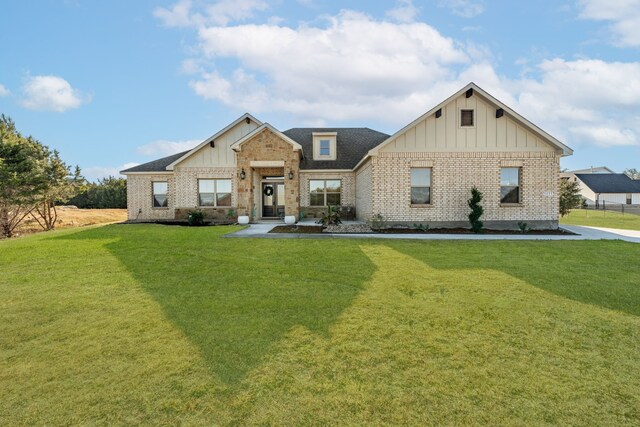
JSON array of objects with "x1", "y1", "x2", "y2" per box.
[
  {"x1": 467, "y1": 187, "x2": 484, "y2": 233},
  {"x1": 30, "y1": 150, "x2": 76, "y2": 230},
  {"x1": 624, "y1": 168, "x2": 639, "y2": 180},
  {"x1": 559, "y1": 178, "x2": 583, "y2": 217},
  {"x1": 0, "y1": 115, "x2": 50, "y2": 238}
]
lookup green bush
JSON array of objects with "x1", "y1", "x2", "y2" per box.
[
  {"x1": 467, "y1": 187, "x2": 484, "y2": 233},
  {"x1": 187, "y1": 210, "x2": 205, "y2": 226}
]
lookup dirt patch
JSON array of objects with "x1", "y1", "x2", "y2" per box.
[{"x1": 14, "y1": 207, "x2": 128, "y2": 237}]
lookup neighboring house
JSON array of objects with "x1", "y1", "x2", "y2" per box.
[
  {"x1": 121, "y1": 83, "x2": 573, "y2": 229},
  {"x1": 573, "y1": 173, "x2": 640, "y2": 206}
]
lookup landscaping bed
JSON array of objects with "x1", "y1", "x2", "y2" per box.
[
  {"x1": 269, "y1": 225, "x2": 324, "y2": 233},
  {"x1": 271, "y1": 224, "x2": 576, "y2": 235}
]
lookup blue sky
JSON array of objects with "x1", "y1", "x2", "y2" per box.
[{"x1": 1, "y1": 0, "x2": 639, "y2": 180}]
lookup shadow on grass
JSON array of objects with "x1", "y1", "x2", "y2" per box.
[
  {"x1": 55, "y1": 224, "x2": 375, "y2": 386},
  {"x1": 387, "y1": 240, "x2": 640, "y2": 317}
]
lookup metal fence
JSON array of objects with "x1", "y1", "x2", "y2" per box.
[{"x1": 579, "y1": 201, "x2": 640, "y2": 216}]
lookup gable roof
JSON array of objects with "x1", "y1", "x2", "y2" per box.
[
  {"x1": 121, "y1": 150, "x2": 190, "y2": 174},
  {"x1": 576, "y1": 173, "x2": 640, "y2": 193},
  {"x1": 165, "y1": 113, "x2": 262, "y2": 170},
  {"x1": 365, "y1": 82, "x2": 573, "y2": 164},
  {"x1": 230, "y1": 123, "x2": 303, "y2": 152},
  {"x1": 569, "y1": 166, "x2": 614, "y2": 174},
  {"x1": 283, "y1": 128, "x2": 389, "y2": 170}
]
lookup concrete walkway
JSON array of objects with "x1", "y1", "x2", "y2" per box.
[{"x1": 225, "y1": 223, "x2": 640, "y2": 243}]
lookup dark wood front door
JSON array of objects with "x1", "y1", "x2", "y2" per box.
[{"x1": 262, "y1": 182, "x2": 285, "y2": 218}]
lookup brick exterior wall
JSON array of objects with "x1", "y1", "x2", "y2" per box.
[
  {"x1": 236, "y1": 128, "x2": 301, "y2": 219},
  {"x1": 126, "y1": 174, "x2": 175, "y2": 221},
  {"x1": 355, "y1": 160, "x2": 372, "y2": 221},
  {"x1": 173, "y1": 166, "x2": 237, "y2": 208},
  {"x1": 299, "y1": 171, "x2": 355, "y2": 207},
  {"x1": 371, "y1": 151, "x2": 560, "y2": 228}
]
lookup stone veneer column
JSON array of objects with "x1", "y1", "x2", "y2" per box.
[{"x1": 235, "y1": 128, "x2": 300, "y2": 220}]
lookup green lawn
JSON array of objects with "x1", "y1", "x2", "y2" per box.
[
  {"x1": 561, "y1": 209, "x2": 640, "y2": 231},
  {"x1": 1, "y1": 225, "x2": 639, "y2": 425}
]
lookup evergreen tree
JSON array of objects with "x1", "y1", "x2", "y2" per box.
[
  {"x1": 467, "y1": 187, "x2": 484, "y2": 233},
  {"x1": 559, "y1": 178, "x2": 583, "y2": 217}
]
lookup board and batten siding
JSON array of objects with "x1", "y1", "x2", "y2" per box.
[
  {"x1": 175, "y1": 120, "x2": 260, "y2": 168},
  {"x1": 379, "y1": 94, "x2": 556, "y2": 153}
]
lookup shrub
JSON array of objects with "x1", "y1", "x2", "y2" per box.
[
  {"x1": 187, "y1": 210, "x2": 205, "y2": 226},
  {"x1": 413, "y1": 223, "x2": 429, "y2": 232},
  {"x1": 517, "y1": 221, "x2": 530, "y2": 233},
  {"x1": 369, "y1": 213, "x2": 388, "y2": 230},
  {"x1": 467, "y1": 187, "x2": 484, "y2": 233},
  {"x1": 317, "y1": 205, "x2": 342, "y2": 226}
]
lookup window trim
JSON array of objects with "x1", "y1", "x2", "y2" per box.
[
  {"x1": 152, "y1": 181, "x2": 169, "y2": 208},
  {"x1": 500, "y1": 167, "x2": 522, "y2": 206},
  {"x1": 309, "y1": 179, "x2": 341, "y2": 206},
  {"x1": 410, "y1": 167, "x2": 432, "y2": 206},
  {"x1": 312, "y1": 132, "x2": 337, "y2": 161},
  {"x1": 459, "y1": 108, "x2": 475, "y2": 128},
  {"x1": 197, "y1": 178, "x2": 232, "y2": 207}
]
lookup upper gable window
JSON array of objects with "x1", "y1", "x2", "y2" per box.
[
  {"x1": 312, "y1": 132, "x2": 337, "y2": 161},
  {"x1": 460, "y1": 109, "x2": 474, "y2": 127}
]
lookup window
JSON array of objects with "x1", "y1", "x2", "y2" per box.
[
  {"x1": 152, "y1": 182, "x2": 168, "y2": 208},
  {"x1": 198, "y1": 179, "x2": 231, "y2": 207},
  {"x1": 319, "y1": 139, "x2": 330, "y2": 156},
  {"x1": 627, "y1": 194, "x2": 632, "y2": 205},
  {"x1": 310, "y1": 179, "x2": 341, "y2": 206},
  {"x1": 500, "y1": 167, "x2": 521, "y2": 204},
  {"x1": 312, "y1": 132, "x2": 337, "y2": 160},
  {"x1": 410, "y1": 168, "x2": 431, "y2": 204},
  {"x1": 460, "y1": 109, "x2": 474, "y2": 127}
]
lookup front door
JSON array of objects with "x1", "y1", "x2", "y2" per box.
[{"x1": 262, "y1": 182, "x2": 285, "y2": 218}]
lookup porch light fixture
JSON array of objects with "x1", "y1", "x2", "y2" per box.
[
  {"x1": 240, "y1": 168, "x2": 246, "y2": 180},
  {"x1": 288, "y1": 170, "x2": 294, "y2": 180}
]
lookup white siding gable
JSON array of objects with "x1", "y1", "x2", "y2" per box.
[
  {"x1": 175, "y1": 119, "x2": 260, "y2": 168},
  {"x1": 379, "y1": 94, "x2": 556, "y2": 154}
]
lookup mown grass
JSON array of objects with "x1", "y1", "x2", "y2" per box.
[
  {"x1": 561, "y1": 209, "x2": 640, "y2": 231},
  {"x1": 1, "y1": 225, "x2": 639, "y2": 425}
]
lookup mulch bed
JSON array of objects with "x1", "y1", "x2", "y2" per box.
[
  {"x1": 270, "y1": 225, "x2": 576, "y2": 235},
  {"x1": 376, "y1": 227, "x2": 576, "y2": 235},
  {"x1": 269, "y1": 225, "x2": 324, "y2": 234}
]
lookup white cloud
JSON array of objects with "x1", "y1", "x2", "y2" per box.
[
  {"x1": 438, "y1": 0, "x2": 484, "y2": 18},
  {"x1": 20, "y1": 75, "x2": 88, "y2": 112},
  {"x1": 579, "y1": 0, "x2": 640, "y2": 47},
  {"x1": 386, "y1": 0, "x2": 419, "y2": 23},
  {"x1": 159, "y1": 6, "x2": 639, "y2": 150},
  {"x1": 569, "y1": 126, "x2": 637, "y2": 147},
  {"x1": 83, "y1": 162, "x2": 139, "y2": 182},
  {"x1": 513, "y1": 59, "x2": 640, "y2": 147},
  {"x1": 136, "y1": 139, "x2": 200, "y2": 157},
  {"x1": 188, "y1": 10, "x2": 471, "y2": 123},
  {"x1": 0, "y1": 84, "x2": 10, "y2": 97},
  {"x1": 154, "y1": 0, "x2": 269, "y2": 28}
]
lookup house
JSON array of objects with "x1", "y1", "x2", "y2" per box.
[
  {"x1": 572, "y1": 173, "x2": 640, "y2": 206},
  {"x1": 121, "y1": 83, "x2": 573, "y2": 229}
]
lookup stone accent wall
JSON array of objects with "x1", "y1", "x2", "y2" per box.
[
  {"x1": 126, "y1": 174, "x2": 175, "y2": 221},
  {"x1": 173, "y1": 166, "x2": 237, "y2": 209},
  {"x1": 371, "y1": 151, "x2": 560, "y2": 228},
  {"x1": 236, "y1": 128, "x2": 301, "y2": 219},
  {"x1": 355, "y1": 160, "x2": 372, "y2": 221}
]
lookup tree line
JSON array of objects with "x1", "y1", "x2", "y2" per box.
[{"x1": 0, "y1": 115, "x2": 126, "y2": 238}]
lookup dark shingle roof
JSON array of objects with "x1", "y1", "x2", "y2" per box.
[
  {"x1": 283, "y1": 128, "x2": 389, "y2": 169},
  {"x1": 120, "y1": 150, "x2": 191, "y2": 173},
  {"x1": 576, "y1": 173, "x2": 640, "y2": 193}
]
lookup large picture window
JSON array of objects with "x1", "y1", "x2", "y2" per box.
[
  {"x1": 500, "y1": 167, "x2": 521, "y2": 204},
  {"x1": 198, "y1": 179, "x2": 232, "y2": 207},
  {"x1": 152, "y1": 182, "x2": 168, "y2": 208},
  {"x1": 410, "y1": 168, "x2": 431, "y2": 204},
  {"x1": 310, "y1": 179, "x2": 341, "y2": 206}
]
